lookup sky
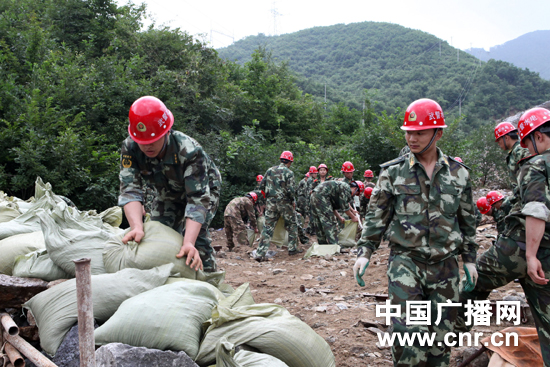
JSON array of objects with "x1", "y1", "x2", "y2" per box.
[{"x1": 121, "y1": 0, "x2": 550, "y2": 51}]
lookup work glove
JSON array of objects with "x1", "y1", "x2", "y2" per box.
[
  {"x1": 353, "y1": 257, "x2": 369, "y2": 287},
  {"x1": 463, "y1": 262, "x2": 478, "y2": 292}
]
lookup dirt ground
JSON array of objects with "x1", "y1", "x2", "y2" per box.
[{"x1": 212, "y1": 198, "x2": 534, "y2": 366}]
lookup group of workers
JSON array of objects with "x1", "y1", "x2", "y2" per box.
[{"x1": 118, "y1": 94, "x2": 550, "y2": 367}]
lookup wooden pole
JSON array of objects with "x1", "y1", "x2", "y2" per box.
[{"x1": 73, "y1": 258, "x2": 95, "y2": 367}]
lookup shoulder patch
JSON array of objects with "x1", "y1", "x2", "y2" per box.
[
  {"x1": 379, "y1": 155, "x2": 406, "y2": 169},
  {"x1": 447, "y1": 156, "x2": 471, "y2": 170},
  {"x1": 519, "y1": 154, "x2": 538, "y2": 166}
]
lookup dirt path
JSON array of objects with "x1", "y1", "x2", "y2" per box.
[{"x1": 212, "y1": 215, "x2": 533, "y2": 366}]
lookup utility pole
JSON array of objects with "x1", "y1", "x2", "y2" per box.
[
  {"x1": 459, "y1": 98, "x2": 462, "y2": 116},
  {"x1": 324, "y1": 84, "x2": 327, "y2": 110},
  {"x1": 270, "y1": 2, "x2": 281, "y2": 36}
]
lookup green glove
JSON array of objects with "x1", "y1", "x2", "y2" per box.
[
  {"x1": 463, "y1": 262, "x2": 478, "y2": 292},
  {"x1": 353, "y1": 257, "x2": 369, "y2": 287}
]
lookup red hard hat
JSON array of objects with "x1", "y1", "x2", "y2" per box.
[
  {"x1": 476, "y1": 197, "x2": 492, "y2": 215},
  {"x1": 518, "y1": 108, "x2": 550, "y2": 148},
  {"x1": 402, "y1": 98, "x2": 447, "y2": 131},
  {"x1": 364, "y1": 169, "x2": 374, "y2": 178},
  {"x1": 280, "y1": 151, "x2": 294, "y2": 162},
  {"x1": 128, "y1": 96, "x2": 174, "y2": 144},
  {"x1": 247, "y1": 192, "x2": 258, "y2": 203},
  {"x1": 341, "y1": 161, "x2": 355, "y2": 172},
  {"x1": 306, "y1": 172, "x2": 310, "y2": 177},
  {"x1": 454, "y1": 157, "x2": 463, "y2": 163},
  {"x1": 364, "y1": 187, "x2": 373, "y2": 199},
  {"x1": 355, "y1": 181, "x2": 365, "y2": 195},
  {"x1": 256, "y1": 175, "x2": 264, "y2": 182},
  {"x1": 318, "y1": 163, "x2": 328, "y2": 171},
  {"x1": 309, "y1": 166, "x2": 318, "y2": 174},
  {"x1": 494, "y1": 122, "x2": 517, "y2": 141},
  {"x1": 486, "y1": 191, "x2": 504, "y2": 206}
]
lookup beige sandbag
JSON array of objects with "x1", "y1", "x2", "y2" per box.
[
  {"x1": 0, "y1": 201, "x2": 22, "y2": 223},
  {"x1": 337, "y1": 220, "x2": 358, "y2": 247},
  {"x1": 0, "y1": 231, "x2": 45, "y2": 275},
  {"x1": 24, "y1": 264, "x2": 174, "y2": 356},
  {"x1": 196, "y1": 302, "x2": 335, "y2": 367},
  {"x1": 271, "y1": 217, "x2": 288, "y2": 248},
  {"x1": 94, "y1": 281, "x2": 222, "y2": 359},
  {"x1": 102, "y1": 221, "x2": 225, "y2": 287},
  {"x1": 13, "y1": 249, "x2": 71, "y2": 281},
  {"x1": 303, "y1": 242, "x2": 341, "y2": 259}
]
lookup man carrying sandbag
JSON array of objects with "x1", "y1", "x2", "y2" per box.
[
  {"x1": 224, "y1": 192, "x2": 259, "y2": 251},
  {"x1": 119, "y1": 96, "x2": 221, "y2": 272},
  {"x1": 310, "y1": 180, "x2": 359, "y2": 245}
]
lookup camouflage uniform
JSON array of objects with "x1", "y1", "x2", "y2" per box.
[
  {"x1": 357, "y1": 150, "x2": 477, "y2": 367},
  {"x1": 360, "y1": 181, "x2": 376, "y2": 218},
  {"x1": 310, "y1": 180, "x2": 352, "y2": 245},
  {"x1": 254, "y1": 181, "x2": 266, "y2": 218},
  {"x1": 310, "y1": 175, "x2": 333, "y2": 191},
  {"x1": 295, "y1": 176, "x2": 313, "y2": 243},
  {"x1": 399, "y1": 145, "x2": 410, "y2": 157},
  {"x1": 255, "y1": 163, "x2": 299, "y2": 257},
  {"x1": 493, "y1": 196, "x2": 513, "y2": 235},
  {"x1": 119, "y1": 131, "x2": 220, "y2": 272},
  {"x1": 224, "y1": 196, "x2": 256, "y2": 249},
  {"x1": 505, "y1": 141, "x2": 531, "y2": 208},
  {"x1": 459, "y1": 149, "x2": 550, "y2": 365}
]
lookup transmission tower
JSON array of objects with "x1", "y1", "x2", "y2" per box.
[{"x1": 270, "y1": 2, "x2": 281, "y2": 36}]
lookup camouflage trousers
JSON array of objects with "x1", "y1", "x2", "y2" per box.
[
  {"x1": 148, "y1": 192, "x2": 218, "y2": 273},
  {"x1": 256, "y1": 198, "x2": 298, "y2": 256},
  {"x1": 388, "y1": 252, "x2": 459, "y2": 367},
  {"x1": 295, "y1": 212, "x2": 310, "y2": 245},
  {"x1": 310, "y1": 192, "x2": 339, "y2": 244},
  {"x1": 224, "y1": 215, "x2": 249, "y2": 249},
  {"x1": 458, "y1": 236, "x2": 550, "y2": 366}
]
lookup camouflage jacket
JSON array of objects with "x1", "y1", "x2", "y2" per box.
[
  {"x1": 297, "y1": 176, "x2": 310, "y2": 199},
  {"x1": 357, "y1": 149, "x2": 478, "y2": 264},
  {"x1": 259, "y1": 163, "x2": 296, "y2": 202},
  {"x1": 311, "y1": 176, "x2": 333, "y2": 191},
  {"x1": 504, "y1": 149, "x2": 550, "y2": 248},
  {"x1": 224, "y1": 196, "x2": 257, "y2": 229},
  {"x1": 312, "y1": 180, "x2": 352, "y2": 212},
  {"x1": 493, "y1": 196, "x2": 513, "y2": 235},
  {"x1": 506, "y1": 141, "x2": 531, "y2": 191},
  {"x1": 118, "y1": 131, "x2": 212, "y2": 225}
]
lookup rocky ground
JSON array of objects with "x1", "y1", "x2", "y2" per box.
[{"x1": 213, "y1": 192, "x2": 533, "y2": 367}]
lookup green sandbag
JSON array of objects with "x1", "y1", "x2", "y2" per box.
[
  {"x1": 98, "y1": 206, "x2": 123, "y2": 228},
  {"x1": 0, "y1": 232, "x2": 45, "y2": 275},
  {"x1": 337, "y1": 220, "x2": 358, "y2": 247},
  {"x1": 24, "y1": 264, "x2": 174, "y2": 356},
  {"x1": 102, "y1": 221, "x2": 225, "y2": 287},
  {"x1": 13, "y1": 249, "x2": 71, "y2": 281},
  {"x1": 271, "y1": 217, "x2": 288, "y2": 248},
  {"x1": 247, "y1": 228, "x2": 256, "y2": 246},
  {"x1": 216, "y1": 337, "x2": 290, "y2": 367},
  {"x1": 164, "y1": 277, "x2": 225, "y2": 300},
  {"x1": 38, "y1": 205, "x2": 110, "y2": 276},
  {"x1": 95, "y1": 281, "x2": 222, "y2": 359},
  {"x1": 196, "y1": 303, "x2": 336, "y2": 367},
  {"x1": 302, "y1": 242, "x2": 341, "y2": 259}
]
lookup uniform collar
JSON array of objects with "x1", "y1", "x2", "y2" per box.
[
  {"x1": 150, "y1": 133, "x2": 179, "y2": 164},
  {"x1": 408, "y1": 147, "x2": 448, "y2": 168}
]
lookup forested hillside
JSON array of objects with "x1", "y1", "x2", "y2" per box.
[
  {"x1": 466, "y1": 30, "x2": 550, "y2": 80},
  {"x1": 218, "y1": 22, "x2": 550, "y2": 130},
  {"x1": 0, "y1": 1, "x2": 546, "y2": 227}
]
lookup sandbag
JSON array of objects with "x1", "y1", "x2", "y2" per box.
[
  {"x1": 337, "y1": 220, "x2": 358, "y2": 247},
  {"x1": 98, "y1": 206, "x2": 123, "y2": 228},
  {"x1": 216, "y1": 337, "x2": 290, "y2": 367},
  {"x1": 102, "y1": 221, "x2": 225, "y2": 287},
  {"x1": 38, "y1": 205, "x2": 110, "y2": 276},
  {"x1": 24, "y1": 264, "x2": 174, "y2": 356},
  {"x1": 303, "y1": 242, "x2": 341, "y2": 259},
  {"x1": 164, "y1": 277, "x2": 226, "y2": 300},
  {"x1": 196, "y1": 303, "x2": 336, "y2": 367},
  {"x1": 0, "y1": 201, "x2": 22, "y2": 223},
  {"x1": 0, "y1": 231, "x2": 45, "y2": 275},
  {"x1": 271, "y1": 217, "x2": 289, "y2": 248},
  {"x1": 247, "y1": 228, "x2": 256, "y2": 247},
  {"x1": 13, "y1": 249, "x2": 71, "y2": 281},
  {"x1": 95, "y1": 281, "x2": 222, "y2": 359}
]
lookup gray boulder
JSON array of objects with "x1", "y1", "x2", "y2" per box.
[{"x1": 95, "y1": 343, "x2": 198, "y2": 367}]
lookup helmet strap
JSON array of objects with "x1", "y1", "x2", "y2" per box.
[
  {"x1": 157, "y1": 133, "x2": 169, "y2": 159},
  {"x1": 503, "y1": 136, "x2": 509, "y2": 151},
  {"x1": 418, "y1": 129, "x2": 438, "y2": 155},
  {"x1": 530, "y1": 134, "x2": 539, "y2": 155}
]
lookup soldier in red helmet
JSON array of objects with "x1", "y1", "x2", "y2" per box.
[{"x1": 119, "y1": 96, "x2": 221, "y2": 272}]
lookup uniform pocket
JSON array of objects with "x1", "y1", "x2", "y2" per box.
[{"x1": 393, "y1": 184, "x2": 422, "y2": 214}]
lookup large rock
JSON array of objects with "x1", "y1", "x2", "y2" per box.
[
  {"x1": 95, "y1": 343, "x2": 198, "y2": 367},
  {"x1": 0, "y1": 274, "x2": 48, "y2": 308}
]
